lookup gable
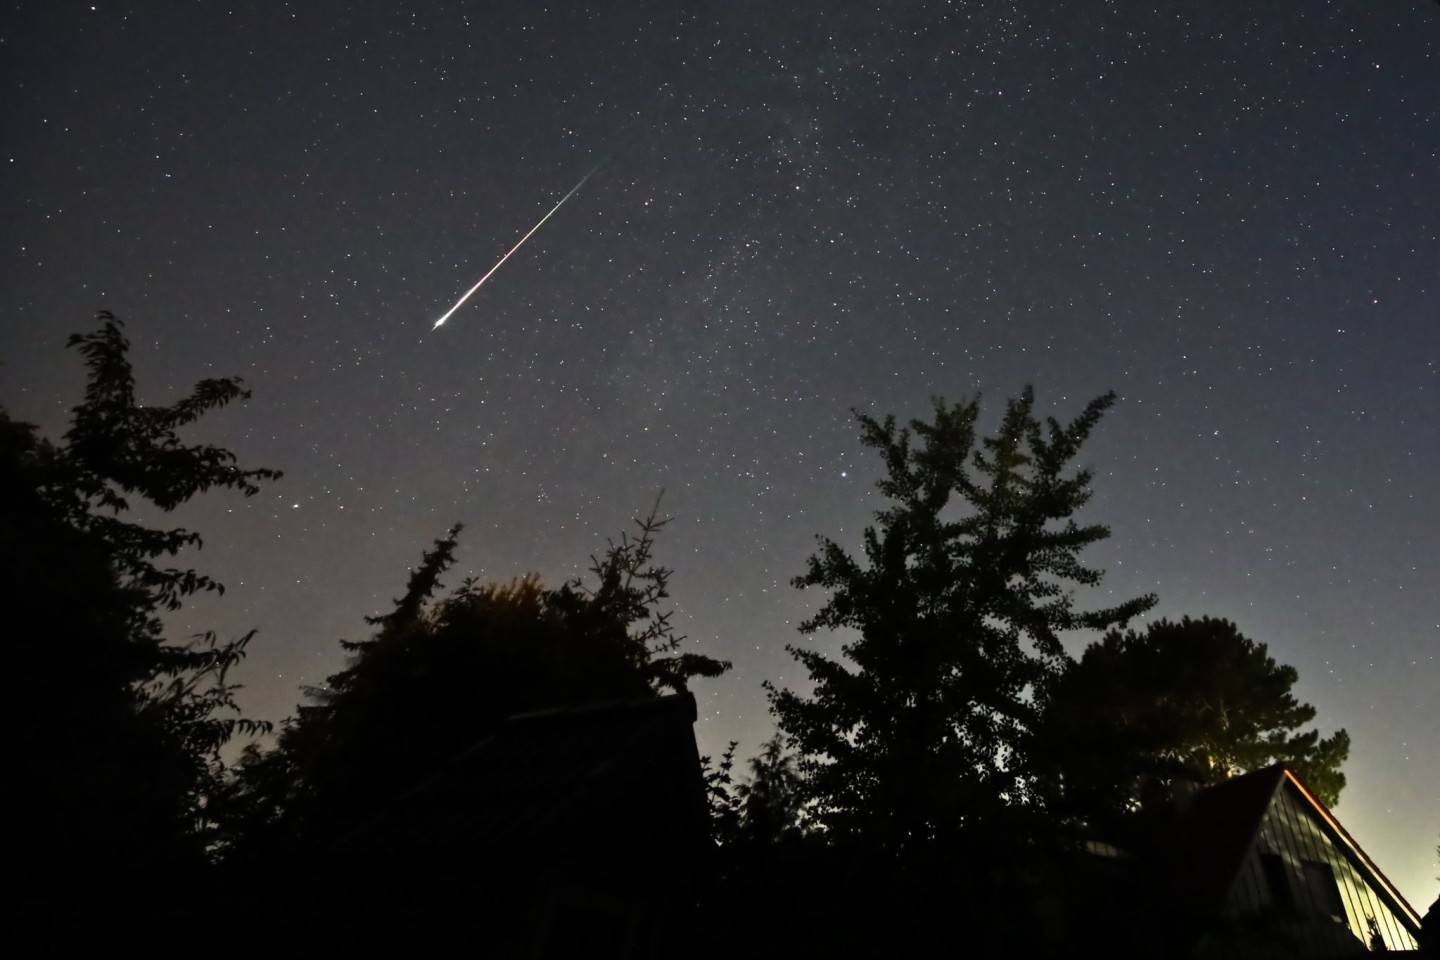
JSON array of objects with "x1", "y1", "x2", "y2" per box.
[{"x1": 1221, "y1": 771, "x2": 1420, "y2": 953}]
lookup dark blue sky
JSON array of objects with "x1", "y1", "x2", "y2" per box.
[{"x1": 3, "y1": 0, "x2": 1436, "y2": 905}]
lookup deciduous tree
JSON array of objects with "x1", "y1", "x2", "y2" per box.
[
  {"x1": 767, "y1": 388, "x2": 1155, "y2": 854},
  {"x1": 6, "y1": 311, "x2": 279, "y2": 871}
]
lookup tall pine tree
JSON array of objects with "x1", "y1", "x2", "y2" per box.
[{"x1": 1032, "y1": 615, "x2": 1351, "y2": 823}]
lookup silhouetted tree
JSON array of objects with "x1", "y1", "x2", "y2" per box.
[
  {"x1": 702, "y1": 740, "x2": 744, "y2": 846},
  {"x1": 1422, "y1": 892, "x2": 1438, "y2": 958},
  {"x1": 1033, "y1": 616, "x2": 1351, "y2": 824},
  {"x1": 767, "y1": 388, "x2": 1156, "y2": 857},
  {"x1": 694, "y1": 735, "x2": 833, "y2": 960},
  {"x1": 5, "y1": 311, "x2": 278, "y2": 873},
  {"x1": 215, "y1": 498, "x2": 730, "y2": 858},
  {"x1": 702, "y1": 735, "x2": 807, "y2": 849},
  {"x1": 735, "y1": 735, "x2": 807, "y2": 845}
]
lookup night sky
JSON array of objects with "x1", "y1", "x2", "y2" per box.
[{"x1": 3, "y1": 1, "x2": 1436, "y2": 907}]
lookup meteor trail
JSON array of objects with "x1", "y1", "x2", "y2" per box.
[{"x1": 431, "y1": 163, "x2": 602, "y2": 330}]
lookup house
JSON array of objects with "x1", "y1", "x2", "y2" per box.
[
  {"x1": 318, "y1": 692, "x2": 713, "y2": 957},
  {"x1": 1141, "y1": 764, "x2": 1424, "y2": 957}
]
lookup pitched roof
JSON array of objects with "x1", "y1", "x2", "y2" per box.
[
  {"x1": 1157, "y1": 765, "x2": 1288, "y2": 917},
  {"x1": 1153, "y1": 764, "x2": 1422, "y2": 931},
  {"x1": 1276, "y1": 766, "x2": 1424, "y2": 931}
]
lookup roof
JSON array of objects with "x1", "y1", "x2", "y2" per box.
[
  {"x1": 335, "y1": 691, "x2": 710, "y2": 860},
  {"x1": 1152, "y1": 764, "x2": 1423, "y2": 931},
  {"x1": 1278, "y1": 766, "x2": 1424, "y2": 931},
  {"x1": 1156, "y1": 765, "x2": 1288, "y2": 917}
]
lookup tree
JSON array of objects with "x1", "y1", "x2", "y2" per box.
[
  {"x1": 215, "y1": 498, "x2": 730, "y2": 857},
  {"x1": 766, "y1": 388, "x2": 1156, "y2": 855},
  {"x1": 702, "y1": 735, "x2": 807, "y2": 849},
  {"x1": 1423, "y1": 889, "x2": 1438, "y2": 958},
  {"x1": 1033, "y1": 616, "x2": 1351, "y2": 822},
  {"x1": 734, "y1": 735, "x2": 807, "y2": 846},
  {"x1": 6, "y1": 311, "x2": 279, "y2": 871}
]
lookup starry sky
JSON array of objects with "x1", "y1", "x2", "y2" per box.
[{"x1": 3, "y1": 0, "x2": 1436, "y2": 907}]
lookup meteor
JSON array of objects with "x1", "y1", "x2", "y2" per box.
[{"x1": 431, "y1": 163, "x2": 602, "y2": 330}]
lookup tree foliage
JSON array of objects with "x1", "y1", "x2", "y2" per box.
[
  {"x1": 215, "y1": 498, "x2": 730, "y2": 857},
  {"x1": 1034, "y1": 615, "x2": 1351, "y2": 818},
  {"x1": 767, "y1": 388, "x2": 1156, "y2": 854},
  {"x1": 703, "y1": 735, "x2": 807, "y2": 849},
  {"x1": 735, "y1": 735, "x2": 807, "y2": 846},
  {"x1": 6, "y1": 311, "x2": 279, "y2": 869}
]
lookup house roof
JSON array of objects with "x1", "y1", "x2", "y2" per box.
[
  {"x1": 334, "y1": 691, "x2": 710, "y2": 859},
  {"x1": 1156, "y1": 764, "x2": 1288, "y2": 918},
  {"x1": 1277, "y1": 766, "x2": 1424, "y2": 931},
  {"x1": 1154, "y1": 764, "x2": 1423, "y2": 932}
]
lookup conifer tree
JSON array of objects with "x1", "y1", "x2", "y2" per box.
[
  {"x1": 1033, "y1": 615, "x2": 1351, "y2": 819},
  {"x1": 767, "y1": 388, "x2": 1155, "y2": 854}
]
